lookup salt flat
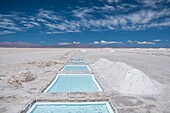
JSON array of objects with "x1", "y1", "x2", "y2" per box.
[{"x1": 0, "y1": 48, "x2": 170, "y2": 113}]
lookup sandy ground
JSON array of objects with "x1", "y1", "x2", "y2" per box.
[{"x1": 0, "y1": 48, "x2": 170, "y2": 113}]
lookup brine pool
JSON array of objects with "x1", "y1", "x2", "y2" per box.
[
  {"x1": 61, "y1": 65, "x2": 91, "y2": 71},
  {"x1": 27, "y1": 102, "x2": 115, "y2": 113},
  {"x1": 43, "y1": 74, "x2": 102, "y2": 92}
]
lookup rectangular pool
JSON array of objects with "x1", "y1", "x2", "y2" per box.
[
  {"x1": 61, "y1": 65, "x2": 91, "y2": 71},
  {"x1": 27, "y1": 102, "x2": 115, "y2": 113},
  {"x1": 43, "y1": 74, "x2": 102, "y2": 92}
]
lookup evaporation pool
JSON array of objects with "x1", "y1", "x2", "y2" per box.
[
  {"x1": 61, "y1": 65, "x2": 91, "y2": 71},
  {"x1": 27, "y1": 102, "x2": 115, "y2": 113},
  {"x1": 44, "y1": 74, "x2": 102, "y2": 92}
]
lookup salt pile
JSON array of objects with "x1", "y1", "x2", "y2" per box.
[
  {"x1": 8, "y1": 71, "x2": 37, "y2": 86},
  {"x1": 92, "y1": 58, "x2": 163, "y2": 95}
]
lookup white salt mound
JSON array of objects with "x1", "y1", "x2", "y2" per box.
[{"x1": 92, "y1": 58, "x2": 163, "y2": 95}]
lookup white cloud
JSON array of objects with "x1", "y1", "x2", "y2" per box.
[
  {"x1": 22, "y1": 21, "x2": 40, "y2": 28},
  {"x1": 0, "y1": 0, "x2": 170, "y2": 35},
  {"x1": 73, "y1": 41, "x2": 80, "y2": 44},
  {"x1": 136, "y1": 0, "x2": 169, "y2": 8},
  {"x1": 72, "y1": 8, "x2": 94, "y2": 19},
  {"x1": 136, "y1": 41, "x2": 155, "y2": 45},
  {"x1": 0, "y1": 30, "x2": 15, "y2": 35},
  {"x1": 74, "y1": 8, "x2": 170, "y2": 31},
  {"x1": 37, "y1": 9, "x2": 63, "y2": 21},
  {"x1": 127, "y1": 10, "x2": 155, "y2": 24},
  {"x1": 153, "y1": 39, "x2": 161, "y2": 42},
  {"x1": 23, "y1": 24, "x2": 35, "y2": 28},
  {"x1": 128, "y1": 40, "x2": 156, "y2": 45},
  {"x1": 91, "y1": 40, "x2": 122, "y2": 45},
  {"x1": 99, "y1": 0, "x2": 121, "y2": 3},
  {"x1": 128, "y1": 40, "x2": 134, "y2": 44},
  {"x1": 94, "y1": 41, "x2": 99, "y2": 44},
  {"x1": 37, "y1": 18, "x2": 47, "y2": 23},
  {"x1": 43, "y1": 20, "x2": 81, "y2": 33},
  {"x1": 147, "y1": 21, "x2": 170, "y2": 28},
  {"x1": 0, "y1": 15, "x2": 23, "y2": 31},
  {"x1": 58, "y1": 41, "x2": 80, "y2": 45},
  {"x1": 46, "y1": 29, "x2": 80, "y2": 34},
  {"x1": 94, "y1": 5, "x2": 116, "y2": 12},
  {"x1": 0, "y1": 24, "x2": 22, "y2": 31},
  {"x1": 0, "y1": 13, "x2": 40, "y2": 34},
  {"x1": 29, "y1": 22, "x2": 40, "y2": 26},
  {"x1": 137, "y1": 0, "x2": 157, "y2": 6}
]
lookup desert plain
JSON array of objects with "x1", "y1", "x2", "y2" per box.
[{"x1": 0, "y1": 48, "x2": 170, "y2": 113}]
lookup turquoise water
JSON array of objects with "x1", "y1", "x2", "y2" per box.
[
  {"x1": 62, "y1": 65, "x2": 90, "y2": 71},
  {"x1": 29, "y1": 103, "x2": 112, "y2": 113},
  {"x1": 47, "y1": 75, "x2": 100, "y2": 92}
]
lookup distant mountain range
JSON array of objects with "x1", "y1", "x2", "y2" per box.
[
  {"x1": 0, "y1": 41, "x2": 102, "y2": 48},
  {"x1": 0, "y1": 41, "x2": 169, "y2": 48},
  {"x1": 0, "y1": 42, "x2": 42, "y2": 48}
]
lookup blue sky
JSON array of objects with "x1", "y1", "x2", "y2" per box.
[{"x1": 0, "y1": 0, "x2": 170, "y2": 47}]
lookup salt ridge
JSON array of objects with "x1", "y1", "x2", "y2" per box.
[{"x1": 92, "y1": 58, "x2": 163, "y2": 95}]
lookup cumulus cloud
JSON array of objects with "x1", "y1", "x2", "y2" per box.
[
  {"x1": 90, "y1": 40, "x2": 122, "y2": 45},
  {"x1": 128, "y1": 40, "x2": 134, "y2": 44},
  {"x1": 128, "y1": 40, "x2": 156, "y2": 45},
  {"x1": 128, "y1": 39, "x2": 161, "y2": 45},
  {"x1": 153, "y1": 39, "x2": 161, "y2": 42},
  {"x1": 136, "y1": 41, "x2": 155, "y2": 45},
  {"x1": 58, "y1": 41, "x2": 80, "y2": 45}
]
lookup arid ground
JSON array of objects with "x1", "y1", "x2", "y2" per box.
[{"x1": 0, "y1": 48, "x2": 170, "y2": 113}]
